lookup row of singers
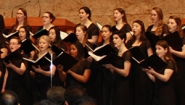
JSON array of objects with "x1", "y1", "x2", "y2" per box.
[{"x1": 0, "y1": 6, "x2": 185, "y2": 105}]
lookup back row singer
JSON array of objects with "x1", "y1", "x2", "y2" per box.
[{"x1": 0, "y1": 6, "x2": 185, "y2": 105}]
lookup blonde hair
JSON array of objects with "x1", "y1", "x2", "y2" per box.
[
  {"x1": 37, "y1": 35, "x2": 52, "y2": 57},
  {"x1": 152, "y1": 7, "x2": 164, "y2": 36}
]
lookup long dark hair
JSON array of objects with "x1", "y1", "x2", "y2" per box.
[
  {"x1": 79, "y1": 6, "x2": 91, "y2": 20},
  {"x1": 156, "y1": 40, "x2": 177, "y2": 71},
  {"x1": 169, "y1": 16, "x2": 184, "y2": 38},
  {"x1": 131, "y1": 20, "x2": 147, "y2": 43},
  {"x1": 49, "y1": 26, "x2": 61, "y2": 43},
  {"x1": 114, "y1": 8, "x2": 128, "y2": 23},
  {"x1": 71, "y1": 41, "x2": 84, "y2": 60},
  {"x1": 75, "y1": 24, "x2": 88, "y2": 47},
  {"x1": 44, "y1": 11, "x2": 55, "y2": 23},
  {"x1": 18, "y1": 26, "x2": 30, "y2": 40},
  {"x1": 100, "y1": 25, "x2": 113, "y2": 46}
]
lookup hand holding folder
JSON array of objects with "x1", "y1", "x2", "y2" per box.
[
  {"x1": 53, "y1": 50, "x2": 78, "y2": 72},
  {"x1": 3, "y1": 49, "x2": 22, "y2": 64},
  {"x1": 129, "y1": 46, "x2": 167, "y2": 71}
]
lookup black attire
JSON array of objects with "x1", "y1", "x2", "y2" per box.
[
  {"x1": 173, "y1": 33, "x2": 185, "y2": 105},
  {"x1": 112, "y1": 24, "x2": 132, "y2": 42},
  {"x1": 6, "y1": 55, "x2": 29, "y2": 105},
  {"x1": 32, "y1": 53, "x2": 54, "y2": 102},
  {"x1": 152, "y1": 59, "x2": 176, "y2": 105},
  {"x1": 10, "y1": 24, "x2": 32, "y2": 33},
  {"x1": 111, "y1": 50, "x2": 132, "y2": 105},
  {"x1": 127, "y1": 39, "x2": 153, "y2": 105},
  {"x1": 0, "y1": 59, "x2": 6, "y2": 91},
  {"x1": 66, "y1": 59, "x2": 91, "y2": 88},
  {"x1": 146, "y1": 24, "x2": 168, "y2": 51}
]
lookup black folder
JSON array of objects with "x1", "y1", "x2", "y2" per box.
[
  {"x1": 51, "y1": 45, "x2": 63, "y2": 56},
  {"x1": 89, "y1": 52, "x2": 124, "y2": 68},
  {"x1": 20, "y1": 39, "x2": 38, "y2": 54},
  {"x1": 2, "y1": 31, "x2": 19, "y2": 40},
  {"x1": 140, "y1": 54, "x2": 167, "y2": 71},
  {"x1": 145, "y1": 31, "x2": 160, "y2": 50},
  {"x1": 32, "y1": 29, "x2": 48, "y2": 39},
  {"x1": 161, "y1": 31, "x2": 183, "y2": 51},
  {"x1": 53, "y1": 51, "x2": 78, "y2": 72},
  {"x1": 86, "y1": 44, "x2": 115, "y2": 56},
  {"x1": 23, "y1": 52, "x2": 51, "y2": 66},
  {"x1": 62, "y1": 33, "x2": 77, "y2": 43},
  {"x1": 3, "y1": 49, "x2": 22, "y2": 64},
  {"x1": 129, "y1": 46, "x2": 146, "y2": 62}
]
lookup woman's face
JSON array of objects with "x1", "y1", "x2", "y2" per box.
[
  {"x1": 156, "y1": 45, "x2": 167, "y2": 58},
  {"x1": 168, "y1": 19, "x2": 178, "y2": 33},
  {"x1": 16, "y1": 9, "x2": 25, "y2": 22},
  {"x1": 151, "y1": 10, "x2": 159, "y2": 23},
  {"x1": 18, "y1": 28, "x2": 27, "y2": 41},
  {"x1": 102, "y1": 27, "x2": 112, "y2": 41},
  {"x1": 113, "y1": 34, "x2": 123, "y2": 48},
  {"x1": 9, "y1": 39, "x2": 21, "y2": 52},
  {"x1": 38, "y1": 38, "x2": 50, "y2": 51},
  {"x1": 42, "y1": 13, "x2": 52, "y2": 25},
  {"x1": 113, "y1": 10, "x2": 123, "y2": 22},
  {"x1": 48, "y1": 29, "x2": 56, "y2": 42},
  {"x1": 132, "y1": 22, "x2": 142, "y2": 37},
  {"x1": 79, "y1": 9, "x2": 89, "y2": 21},
  {"x1": 70, "y1": 44, "x2": 78, "y2": 58},
  {"x1": 75, "y1": 27, "x2": 85, "y2": 41}
]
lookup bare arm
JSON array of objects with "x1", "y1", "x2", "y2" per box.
[
  {"x1": 145, "y1": 68, "x2": 174, "y2": 82},
  {"x1": 147, "y1": 47, "x2": 153, "y2": 56},
  {"x1": 67, "y1": 69, "x2": 91, "y2": 83},
  {"x1": 5, "y1": 62, "x2": 26, "y2": 75},
  {"x1": 32, "y1": 64, "x2": 56, "y2": 77},
  {"x1": 170, "y1": 45, "x2": 185, "y2": 58},
  {"x1": 1, "y1": 69, "x2": 8, "y2": 93},
  {"x1": 88, "y1": 36, "x2": 98, "y2": 45},
  {"x1": 125, "y1": 32, "x2": 133, "y2": 43}
]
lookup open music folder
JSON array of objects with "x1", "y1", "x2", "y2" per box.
[
  {"x1": 23, "y1": 52, "x2": 51, "y2": 67},
  {"x1": 20, "y1": 39, "x2": 39, "y2": 54},
  {"x1": 85, "y1": 44, "x2": 115, "y2": 56},
  {"x1": 129, "y1": 46, "x2": 167, "y2": 71},
  {"x1": 3, "y1": 49, "x2": 22, "y2": 64}
]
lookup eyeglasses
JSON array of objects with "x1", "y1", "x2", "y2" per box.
[
  {"x1": 42, "y1": 16, "x2": 49, "y2": 18},
  {"x1": 9, "y1": 43, "x2": 19, "y2": 45}
]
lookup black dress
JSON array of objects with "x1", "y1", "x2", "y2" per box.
[
  {"x1": 87, "y1": 43, "x2": 114, "y2": 105},
  {"x1": 66, "y1": 59, "x2": 91, "y2": 88},
  {"x1": 146, "y1": 24, "x2": 168, "y2": 51},
  {"x1": 173, "y1": 35, "x2": 185, "y2": 105},
  {"x1": 152, "y1": 59, "x2": 176, "y2": 105},
  {"x1": 111, "y1": 50, "x2": 132, "y2": 105},
  {"x1": 6, "y1": 56, "x2": 29, "y2": 105},
  {"x1": 75, "y1": 23, "x2": 99, "y2": 49},
  {"x1": 10, "y1": 24, "x2": 32, "y2": 33},
  {"x1": 112, "y1": 24, "x2": 131, "y2": 34},
  {"x1": 0, "y1": 59, "x2": 5, "y2": 91},
  {"x1": 127, "y1": 39, "x2": 153, "y2": 105},
  {"x1": 32, "y1": 53, "x2": 54, "y2": 102}
]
